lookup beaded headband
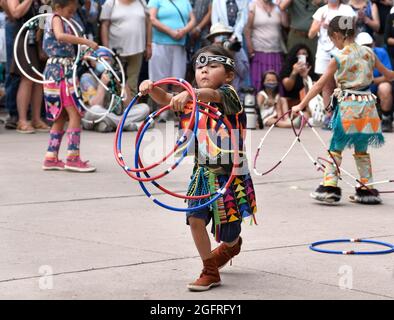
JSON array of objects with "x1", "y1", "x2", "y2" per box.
[{"x1": 195, "y1": 53, "x2": 235, "y2": 70}]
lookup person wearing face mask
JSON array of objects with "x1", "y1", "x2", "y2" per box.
[
  {"x1": 80, "y1": 48, "x2": 150, "y2": 132},
  {"x1": 256, "y1": 70, "x2": 298, "y2": 128},
  {"x1": 308, "y1": 0, "x2": 356, "y2": 108}
]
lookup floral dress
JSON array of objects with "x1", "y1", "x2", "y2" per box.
[
  {"x1": 330, "y1": 43, "x2": 384, "y2": 152},
  {"x1": 42, "y1": 14, "x2": 83, "y2": 122}
]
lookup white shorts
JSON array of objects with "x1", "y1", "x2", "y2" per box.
[
  {"x1": 148, "y1": 43, "x2": 187, "y2": 81},
  {"x1": 314, "y1": 48, "x2": 339, "y2": 75}
]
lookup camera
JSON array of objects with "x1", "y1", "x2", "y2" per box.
[
  {"x1": 27, "y1": 28, "x2": 36, "y2": 46},
  {"x1": 223, "y1": 39, "x2": 242, "y2": 52}
]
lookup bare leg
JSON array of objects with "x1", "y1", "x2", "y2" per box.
[
  {"x1": 30, "y1": 83, "x2": 44, "y2": 124},
  {"x1": 378, "y1": 82, "x2": 392, "y2": 113},
  {"x1": 16, "y1": 76, "x2": 33, "y2": 124},
  {"x1": 188, "y1": 217, "x2": 212, "y2": 260}
]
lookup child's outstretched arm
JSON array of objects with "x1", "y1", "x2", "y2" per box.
[
  {"x1": 375, "y1": 55, "x2": 394, "y2": 82},
  {"x1": 52, "y1": 15, "x2": 98, "y2": 50},
  {"x1": 169, "y1": 88, "x2": 222, "y2": 112},
  {"x1": 139, "y1": 80, "x2": 173, "y2": 106},
  {"x1": 292, "y1": 58, "x2": 337, "y2": 113}
]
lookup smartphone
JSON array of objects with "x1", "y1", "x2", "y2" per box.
[{"x1": 297, "y1": 55, "x2": 307, "y2": 64}]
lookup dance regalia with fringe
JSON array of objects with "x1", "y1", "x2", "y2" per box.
[
  {"x1": 180, "y1": 85, "x2": 257, "y2": 242},
  {"x1": 329, "y1": 43, "x2": 384, "y2": 151}
]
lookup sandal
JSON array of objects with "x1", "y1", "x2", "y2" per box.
[
  {"x1": 16, "y1": 121, "x2": 35, "y2": 134},
  {"x1": 32, "y1": 120, "x2": 50, "y2": 132}
]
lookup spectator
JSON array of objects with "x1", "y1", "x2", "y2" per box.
[
  {"x1": 100, "y1": 0, "x2": 152, "y2": 97},
  {"x1": 356, "y1": 32, "x2": 393, "y2": 132},
  {"x1": 373, "y1": 0, "x2": 393, "y2": 46},
  {"x1": 0, "y1": 0, "x2": 20, "y2": 129},
  {"x1": 148, "y1": 0, "x2": 195, "y2": 82},
  {"x1": 81, "y1": 48, "x2": 151, "y2": 132},
  {"x1": 206, "y1": 22, "x2": 249, "y2": 92},
  {"x1": 7, "y1": 0, "x2": 49, "y2": 133},
  {"x1": 188, "y1": 0, "x2": 212, "y2": 54},
  {"x1": 244, "y1": 0, "x2": 288, "y2": 92},
  {"x1": 279, "y1": 0, "x2": 324, "y2": 60},
  {"x1": 257, "y1": 70, "x2": 295, "y2": 128},
  {"x1": 384, "y1": 6, "x2": 394, "y2": 66},
  {"x1": 349, "y1": 0, "x2": 380, "y2": 35},
  {"x1": 211, "y1": 0, "x2": 249, "y2": 90},
  {"x1": 308, "y1": 0, "x2": 356, "y2": 108},
  {"x1": 280, "y1": 43, "x2": 318, "y2": 108}
]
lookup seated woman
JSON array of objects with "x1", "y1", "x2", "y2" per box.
[
  {"x1": 280, "y1": 43, "x2": 318, "y2": 108},
  {"x1": 257, "y1": 70, "x2": 296, "y2": 128},
  {"x1": 81, "y1": 48, "x2": 150, "y2": 132}
]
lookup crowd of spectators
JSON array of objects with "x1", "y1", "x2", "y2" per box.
[{"x1": 0, "y1": 0, "x2": 393, "y2": 133}]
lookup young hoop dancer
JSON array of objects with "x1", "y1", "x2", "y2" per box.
[
  {"x1": 140, "y1": 45, "x2": 257, "y2": 291},
  {"x1": 42, "y1": 0, "x2": 98, "y2": 172},
  {"x1": 292, "y1": 16, "x2": 394, "y2": 204}
]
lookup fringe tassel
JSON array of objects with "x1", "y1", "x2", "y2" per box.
[
  {"x1": 330, "y1": 106, "x2": 385, "y2": 151},
  {"x1": 186, "y1": 166, "x2": 211, "y2": 207}
]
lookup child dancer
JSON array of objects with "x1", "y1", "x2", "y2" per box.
[
  {"x1": 140, "y1": 45, "x2": 257, "y2": 291},
  {"x1": 42, "y1": 0, "x2": 98, "y2": 172},
  {"x1": 292, "y1": 16, "x2": 394, "y2": 204}
]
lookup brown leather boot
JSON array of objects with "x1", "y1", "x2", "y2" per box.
[
  {"x1": 211, "y1": 237, "x2": 242, "y2": 269},
  {"x1": 187, "y1": 257, "x2": 221, "y2": 291}
]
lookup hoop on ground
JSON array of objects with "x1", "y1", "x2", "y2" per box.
[{"x1": 310, "y1": 238, "x2": 394, "y2": 255}]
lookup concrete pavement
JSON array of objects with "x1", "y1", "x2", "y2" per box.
[{"x1": 0, "y1": 121, "x2": 393, "y2": 300}]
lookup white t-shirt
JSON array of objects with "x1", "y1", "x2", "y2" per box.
[
  {"x1": 313, "y1": 4, "x2": 356, "y2": 59},
  {"x1": 100, "y1": 0, "x2": 147, "y2": 56}
]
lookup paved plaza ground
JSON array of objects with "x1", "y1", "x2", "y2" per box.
[{"x1": 0, "y1": 116, "x2": 393, "y2": 300}]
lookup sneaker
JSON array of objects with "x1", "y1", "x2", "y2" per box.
[
  {"x1": 211, "y1": 237, "x2": 242, "y2": 270},
  {"x1": 42, "y1": 158, "x2": 65, "y2": 171},
  {"x1": 65, "y1": 158, "x2": 96, "y2": 172},
  {"x1": 5, "y1": 115, "x2": 18, "y2": 129},
  {"x1": 16, "y1": 121, "x2": 35, "y2": 134},
  {"x1": 381, "y1": 118, "x2": 393, "y2": 133},
  {"x1": 310, "y1": 185, "x2": 342, "y2": 203},
  {"x1": 349, "y1": 187, "x2": 382, "y2": 205},
  {"x1": 187, "y1": 257, "x2": 221, "y2": 292},
  {"x1": 94, "y1": 121, "x2": 113, "y2": 133}
]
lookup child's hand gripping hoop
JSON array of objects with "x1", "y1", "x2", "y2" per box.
[
  {"x1": 72, "y1": 45, "x2": 126, "y2": 125},
  {"x1": 13, "y1": 13, "x2": 83, "y2": 84},
  {"x1": 310, "y1": 238, "x2": 394, "y2": 255},
  {"x1": 114, "y1": 78, "x2": 241, "y2": 212}
]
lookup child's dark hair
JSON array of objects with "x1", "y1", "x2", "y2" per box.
[
  {"x1": 261, "y1": 70, "x2": 280, "y2": 94},
  {"x1": 53, "y1": 0, "x2": 77, "y2": 8},
  {"x1": 192, "y1": 44, "x2": 235, "y2": 73},
  {"x1": 328, "y1": 16, "x2": 356, "y2": 39}
]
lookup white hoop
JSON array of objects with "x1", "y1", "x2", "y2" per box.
[
  {"x1": 13, "y1": 13, "x2": 82, "y2": 84},
  {"x1": 72, "y1": 45, "x2": 126, "y2": 124}
]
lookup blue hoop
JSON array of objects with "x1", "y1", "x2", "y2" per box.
[{"x1": 310, "y1": 238, "x2": 394, "y2": 255}]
